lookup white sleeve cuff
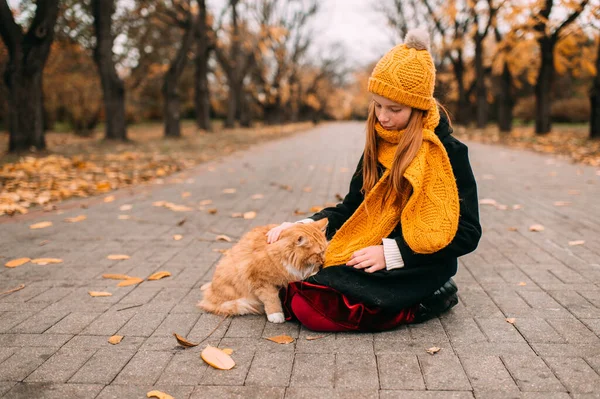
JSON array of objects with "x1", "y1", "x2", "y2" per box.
[
  {"x1": 383, "y1": 238, "x2": 404, "y2": 270},
  {"x1": 295, "y1": 218, "x2": 314, "y2": 224}
]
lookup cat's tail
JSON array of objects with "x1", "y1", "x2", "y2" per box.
[{"x1": 198, "y1": 297, "x2": 263, "y2": 316}]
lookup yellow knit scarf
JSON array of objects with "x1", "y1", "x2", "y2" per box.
[{"x1": 324, "y1": 104, "x2": 460, "y2": 267}]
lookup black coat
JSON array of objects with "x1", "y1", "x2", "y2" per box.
[{"x1": 305, "y1": 115, "x2": 482, "y2": 312}]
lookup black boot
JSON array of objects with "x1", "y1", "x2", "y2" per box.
[{"x1": 413, "y1": 278, "x2": 458, "y2": 323}]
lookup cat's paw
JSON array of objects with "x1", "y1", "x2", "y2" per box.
[{"x1": 267, "y1": 312, "x2": 285, "y2": 323}]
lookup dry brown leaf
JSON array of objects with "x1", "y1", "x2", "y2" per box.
[
  {"x1": 164, "y1": 203, "x2": 193, "y2": 212},
  {"x1": 201, "y1": 345, "x2": 235, "y2": 370},
  {"x1": 117, "y1": 277, "x2": 143, "y2": 287},
  {"x1": 335, "y1": 193, "x2": 344, "y2": 201},
  {"x1": 107, "y1": 254, "x2": 130, "y2": 260},
  {"x1": 305, "y1": 334, "x2": 329, "y2": 341},
  {"x1": 265, "y1": 335, "x2": 295, "y2": 344},
  {"x1": 216, "y1": 235, "x2": 232, "y2": 242},
  {"x1": 153, "y1": 201, "x2": 167, "y2": 207},
  {"x1": 104, "y1": 195, "x2": 115, "y2": 203},
  {"x1": 310, "y1": 206, "x2": 323, "y2": 212},
  {"x1": 173, "y1": 332, "x2": 199, "y2": 347},
  {"x1": 30, "y1": 221, "x2": 53, "y2": 229},
  {"x1": 199, "y1": 199, "x2": 213, "y2": 206},
  {"x1": 426, "y1": 346, "x2": 441, "y2": 355},
  {"x1": 146, "y1": 390, "x2": 174, "y2": 399},
  {"x1": 177, "y1": 218, "x2": 186, "y2": 226},
  {"x1": 221, "y1": 348, "x2": 234, "y2": 355},
  {"x1": 251, "y1": 194, "x2": 264, "y2": 200},
  {"x1": 39, "y1": 240, "x2": 50, "y2": 246},
  {"x1": 223, "y1": 188, "x2": 236, "y2": 194},
  {"x1": 294, "y1": 209, "x2": 307, "y2": 215},
  {"x1": 213, "y1": 248, "x2": 229, "y2": 254},
  {"x1": 243, "y1": 211, "x2": 257, "y2": 220},
  {"x1": 553, "y1": 201, "x2": 571, "y2": 207},
  {"x1": 207, "y1": 208, "x2": 218, "y2": 214},
  {"x1": 303, "y1": 187, "x2": 312, "y2": 192},
  {"x1": 64, "y1": 215, "x2": 87, "y2": 223},
  {"x1": 119, "y1": 204, "x2": 132, "y2": 211},
  {"x1": 506, "y1": 318, "x2": 516, "y2": 324},
  {"x1": 479, "y1": 198, "x2": 497, "y2": 206},
  {"x1": 529, "y1": 224, "x2": 545, "y2": 232},
  {"x1": 102, "y1": 273, "x2": 131, "y2": 280},
  {"x1": 108, "y1": 335, "x2": 123, "y2": 345},
  {"x1": 231, "y1": 212, "x2": 243, "y2": 218},
  {"x1": 507, "y1": 227, "x2": 518, "y2": 232},
  {"x1": 148, "y1": 271, "x2": 171, "y2": 281},
  {"x1": 568, "y1": 240, "x2": 585, "y2": 246},
  {"x1": 89, "y1": 291, "x2": 112, "y2": 297},
  {"x1": 518, "y1": 282, "x2": 527, "y2": 286},
  {"x1": 31, "y1": 258, "x2": 63, "y2": 265},
  {"x1": 496, "y1": 204, "x2": 508, "y2": 210},
  {"x1": 173, "y1": 234, "x2": 183, "y2": 241},
  {"x1": 0, "y1": 284, "x2": 25, "y2": 296},
  {"x1": 118, "y1": 215, "x2": 131, "y2": 220},
  {"x1": 5, "y1": 258, "x2": 31, "y2": 268}
]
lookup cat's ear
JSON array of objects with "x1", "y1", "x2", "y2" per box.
[
  {"x1": 314, "y1": 218, "x2": 328, "y2": 232},
  {"x1": 296, "y1": 235, "x2": 307, "y2": 246}
]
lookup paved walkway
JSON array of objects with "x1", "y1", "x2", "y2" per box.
[{"x1": 1, "y1": 121, "x2": 600, "y2": 399}]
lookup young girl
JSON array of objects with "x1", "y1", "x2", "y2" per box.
[{"x1": 266, "y1": 28, "x2": 481, "y2": 332}]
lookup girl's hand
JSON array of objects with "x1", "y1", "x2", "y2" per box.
[
  {"x1": 266, "y1": 222, "x2": 295, "y2": 244},
  {"x1": 346, "y1": 245, "x2": 386, "y2": 273}
]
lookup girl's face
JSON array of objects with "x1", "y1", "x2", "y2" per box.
[{"x1": 373, "y1": 94, "x2": 412, "y2": 131}]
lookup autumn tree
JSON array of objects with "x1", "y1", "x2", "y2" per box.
[
  {"x1": 592, "y1": 33, "x2": 600, "y2": 139},
  {"x1": 195, "y1": 0, "x2": 213, "y2": 131},
  {"x1": 0, "y1": 0, "x2": 60, "y2": 152},
  {"x1": 92, "y1": 0, "x2": 127, "y2": 141}
]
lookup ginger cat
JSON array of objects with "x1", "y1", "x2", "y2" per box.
[{"x1": 199, "y1": 218, "x2": 328, "y2": 323}]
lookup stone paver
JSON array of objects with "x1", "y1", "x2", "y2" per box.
[{"x1": 1, "y1": 121, "x2": 600, "y2": 397}]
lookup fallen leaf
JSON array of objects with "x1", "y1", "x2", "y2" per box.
[
  {"x1": 568, "y1": 190, "x2": 581, "y2": 195},
  {"x1": 173, "y1": 234, "x2": 183, "y2": 241},
  {"x1": 146, "y1": 390, "x2": 174, "y2": 399},
  {"x1": 118, "y1": 215, "x2": 131, "y2": 220},
  {"x1": 117, "y1": 277, "x2": 144, "y2": 287},
  {"x1": 568, "y1": 240, "x2": 585, "y2": 246},
  {"x1": 294, "y1": 209, "x2": 307, "y2": 215},
  {"x1": 213, "y1": 248, "x2": 229, "y2": 254},
  {"x1": 153, "y1": 201, "x2": 167, "y2": 207},
  {"x1": 216, "y1": 235, "x2": 232, "y2": 242},
  {"x1": 529, "y1": 224, "x2": 545, "y2": 232},
  {"x1": 335, "y1": 193, "x2": 344, "y2": 201},
  {"x1": 5, "y1": 258, "x2": 31, "y2": 268},
  {"x1": 207, "y1": 208, "x2": 218, "y2": 214},
  {"x1": 164, "y1": 203, "x2": 193, "y2": 212},
  {"x1": 148, "y1": 271, "x2": 171, "y2": 281},
  {"x1": 174, "y1": 333, "x2": 199, "y2": 347},
  {"x1": 0, "y1": 284, "x2": 25, "y2": 296},
  {"x1": 64, "y1": 215, "x2": 87, "y2": 223},
  {"x1": 506, "y1": 318, "x2": 516, "y2": 324},
  {"x1": 201, "y1": 345, "x2": 236, "y2": 370},
  {"x1": 108, "y1": 335, "x2": 123, "y2": 345},
  {"x1": 243, "y1": 211, "x2": 257, "y2": 220},
  {"x1": 518, "y1": 282, "x2": 527, "y2": 286},
  {"x1": 303, "y1": 187, "x2": 312, "y2": 192},
  {"x1": 310, "y1": 206, "x2": 323, "y2": 212},
  {"x1": 221, "y1": 348, "x2": 234, "y2": 355},
  {"x1": 340, "y1": 167, "x2": 349, "y2": 173},
  {"x1": 107, "y1": 254, "x2": 130, "y2": 260},
  {"x1": 31, "y1": 258, "x2": 63, "y2": 265},
  {"x1": 553, "y1": 201, "x2": 571, "y2": 207},
  {"x1": 89, "y1": 291, "x2": 112, "y2": 297},
  {"x1": 223, "y1": 188, "x2": 236, "y2": 194},
  {"x1": 507, "y1": 227, "x2": 518, "y2": 232},
  {"x1": 231, "y1": 212, "x2": 243, "y2": 218},
  {"x1": 119, "y1": 204, "x2": 132, "y2": 211},
  {"x1": 39, "y1": 240, "x2": 50, "y2": 246},
  {"x1": 479, "y1": 198, "x2": 497, "y2": 206},
  {"x1": 104, "y1": 195, "x2": 115, "y2": 203},
  {"x1": 496, "y1": 204, "x2": 508, "y2": 210},
  {"x1": 265, "y1": 334, "x2": 295, "y2": 344},
  {"x1": 305, "y1": 334, "x2": 330, "y2": 341},
  {"x1": 251, "y1": 194, "x2": 264, "y2": 200},
  {"x1": 102, "y1": 273, "x2": 131, "y2": 280},
  {"x1": 426, "y1": 346, "x2": 441, "y2": 355},
  {"x1": 512, "y1": 204, "x2": 523, "y2": 210},
  {"x1": 177, "y1": 218, "x2": 186, "y2": 226},
  {"x1": 30, "y1": 221, "x2": 53, "y2": 229},
  {"x1": 181, "y1": 192, "x2": 191, "y2": 198},
  {"x1": 199, "y1": 199, "x2": 213, "y2": 206}
]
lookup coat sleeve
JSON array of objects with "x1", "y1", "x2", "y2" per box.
[
  {"x1": 391, "y1": 137, "x2": 482, "y2": 268},
  {"x1": 309, "y1": 154, "x2": 365, "y2": 240}
]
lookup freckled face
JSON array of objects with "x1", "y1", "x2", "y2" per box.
[{"x1": 373, "y1": 94, "x2": 412, "y2": 131}]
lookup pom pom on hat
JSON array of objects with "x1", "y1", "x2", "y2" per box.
[{"x1": 404, "y1": 28, "x2": 431, "y2": 52}]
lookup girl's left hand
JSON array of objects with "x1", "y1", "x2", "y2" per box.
[{"x1": 346, "y1": 245, "x2": 386, "y2": 273}]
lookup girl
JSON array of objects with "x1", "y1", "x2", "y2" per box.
[{"x1": 267, "y1": 28, "x2": 481, "y2": 332}]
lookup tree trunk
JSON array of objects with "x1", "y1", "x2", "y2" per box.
[
  {"x1": 453, "y1": 59, "x2": 470, "y2": 124},
  {"x1": 225, "y1": 85, "x2": 237, "y2": 128},
  {"x1": 474, "y1": 36, "x2": 487, "y2": 128},
  {"x1": 497, "y1": 62, "x2": 513, "y2": 133},
  {"x1": 224, "y1": 0, "x2": 240, "y2": 129},
  {"x1": 238, "y1": 88, "x2": 252, "y2": 128},
  {"x1": 92, "y1": 0, "x2": 127, "y2": 141},
  {"x1": 590, "y1": 37, "x2": 600, "y2": 139},
  {"x1": 163, "y1": 15, "x2": 196, "y2": 138},
  {"x1": 535, "y1": 37, "x2": 554, "y2": 134},
  {"x1": 0, "y1": 0, "x2": 59, "y2": 152},
  {"x1": 195, "y1": 0, "x2": 211, "y2": 131}
]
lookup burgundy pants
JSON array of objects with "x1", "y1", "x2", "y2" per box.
[{"x1": 282, "y1": 281, "x2": 418, "y2": 332}]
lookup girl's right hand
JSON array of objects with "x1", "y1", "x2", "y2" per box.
[{"x1": 266, "y1": 222, "x2": 294, "y2": 244}]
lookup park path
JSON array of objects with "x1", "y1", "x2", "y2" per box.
[{"x1": 1, "y1": 121, "x2": 600, "y2": 398}]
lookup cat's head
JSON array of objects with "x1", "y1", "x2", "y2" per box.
[{"x1": 280, "y1": 218, "x2": 328, "y2": 274}]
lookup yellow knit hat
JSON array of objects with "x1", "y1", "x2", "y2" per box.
[{"x1": 368, "y1": 28, "x2": 436, "y2": 111}]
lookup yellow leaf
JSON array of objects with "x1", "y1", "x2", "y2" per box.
[
  {"x1": 479, "y1": 198, "x2": 497, "y2": 206},
  {"x1": 243, "y1": 211, "x2": 257, "y2": 220},
  {"x1": 5, "y1": 257, "x2": 31, "y2": 268},
  {"x1": 89, "y1": 291, "x2": 112, "y2": 297},
  {"x1": 199, "y1": 199, "x2": 213, "y2": 206},
  {"x1": 265, "y1": 335, "x2": 295, "y2": 344},
  {"x1": 222, "y1": 188, "x2": 236, "y2": 194},
  {"x1": 216, "y1": 235, "x2": 232, "y2": 242},
  {"x1": 213, "y1": 248, "x2": 229, "y2": 254},
  {"x1": 107, "y1": 254, "x2": 130, "y2": 260},
  {"x1": 108, "y1": 335, "x2": 123, "y2": 345},
  {"x1": 102, "y1": 273, "x2": 131, "y2": 280},
  {"x1": 173, "y1": 234, "x2": 183, "y2": 241},
  {"x1": 568, "y1": 240, "x2": 585, "y2": 246},
  {"x1": 309, "y1": 206, "x2": 323, "y2": 212},
  {"x1": 181, "y1": 192, "x2": 191, "y2": 198},
  {"x1": 201, "y1": 345, "x2": 236, "y2": 369},
  {"x1": 426, "y1": 346, "x2": 441, "y2": 355},
  {"x1": 119, "y1": 204, "x2": 132, "y2": 211},
  {"x1": 148, "y1": 271, "x2": 171, "y2": 281},
  {"x1": 30, "y1": 221, "x2": 53, "y2": 229},
  {"x1": 518, "y1": 282, "x2": 527, "y2": 286},
  {"x1": 173, "y1": 333, "x2": 199, "y2": 347},
  {"x1": 96, "y1": 181, "x2": 111, "y2": 192},
  {"x1": 104, "y1": 195, "x2": 115, "y2": 203},
  {"x1": 506, "y1": 318, "x2": 516, "y2": 324},
  {"x1": 31, "y1": 258, "x2": 63, "y2": 265},
  {"x1": 305, "y1": 335, "x2": 329, "y2": 341},
  {"x1": 221, "y1": 348, "x2": 234, "y2": 355},
  {"x1": 529, "y1": 224, "x2": 545, "y2": 232},
  {"x1": 117, "y1": 277, "x2": 143, "y2": 287},
  {"x1": 64, "y1": 215, "x2": 87, "y2": 223},
  {"x1": 153, "y1": 201, "x2": 167, "y2": 207},
  {"x1": 147, "y1": 390, "x2": 174, "y2": 399},
  {"x1": 207, "y1": 208, "x2": 218, "y2": 214}
]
